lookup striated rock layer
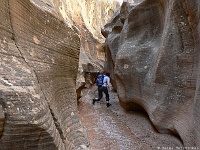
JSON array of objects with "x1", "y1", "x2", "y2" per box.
[
  {"x1": 55, "y1": 0, "x2": 121, "y2": 90},
  {"x1": 102, "y1": 0, "x2": 200, "y2": 147},
  {"x1": 38, "y1": 0, "x2": 121, "y2": 97},
  {"x1": 0, "y1": 0, "x2": 88, "y2": 149}
]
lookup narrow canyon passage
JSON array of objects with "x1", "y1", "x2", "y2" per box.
[
  {"x1": 1, "y1": 0, "x2": 199, "y2": 149},
  {"x1": 78, "y1": 86, "x2": 182, "y2": 150}
]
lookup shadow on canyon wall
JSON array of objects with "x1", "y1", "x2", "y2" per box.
[
  {"x1": 102, "y1": 0, "x2": 200, "y2": 147},
  {"x1": 0, "y1": 0, "x2": 200, "y2": 149}
]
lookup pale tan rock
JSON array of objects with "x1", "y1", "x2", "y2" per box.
[
  {"x1": 51, "y1": 0, "x2": 120, "y2": 89},
  {"x1": 0, "y1": 0, "x2": 88, "y2": 149},
  {"x1": 0, "y1": 0, "x2": 121, "y2": 149}
]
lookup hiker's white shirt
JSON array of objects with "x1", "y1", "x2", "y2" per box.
[{"x1": 102, "y1": 75, "x2": 110, "y2": 87}]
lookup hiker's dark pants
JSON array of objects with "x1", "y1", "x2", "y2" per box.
[{"x1": 98, "y1": 86, "x2": 109, "y2": 102}]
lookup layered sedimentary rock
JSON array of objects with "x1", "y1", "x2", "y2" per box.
[
  {"x1": 0, "y1": 0, "x2": 88, "y2": 149},
  {"x1": 102, "y1": 0, "x2": 200, "y2": 147},
  {"x1": 53, "y1": 0, "x2": 121, "y2": 90}
]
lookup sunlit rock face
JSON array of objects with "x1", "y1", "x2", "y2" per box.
[
  {"x1": 0, "y1": 0, "x2": 88, "y2": 149},
  {"x1": 103, "y1": 0, "x2": 200, "y2": 147},
  {"x1": 51, "y1": 0, "x2": 121, "y2": 90}
]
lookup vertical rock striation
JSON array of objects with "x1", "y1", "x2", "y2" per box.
[
  {"x1": 102, "y1": 0, "x2": 200, "y2": 147},
  {"x1": 0, "y1": 0, "x2": 88, "y2": 149}
]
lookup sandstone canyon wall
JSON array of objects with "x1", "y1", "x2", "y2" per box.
[
  {"x1": 42, "y1": 0, "x2": 120, "y2": 97},
  {"x1": 56, "y1": 0, "x2": 120, "y2": 91},
  {"x1": 102, "y1": 0, "x2": 200, "y2": 147},
  {"x1": 0, "y1": 0, "x2": 86, "y2": 149},
  {"x1": 0, "y1": 0, "x2": 120, "y2": 149}
]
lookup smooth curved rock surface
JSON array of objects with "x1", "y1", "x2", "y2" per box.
[
  {"x1": 53, "y1": 0, "x2": 121, "y2": 96},
  {"x1": 103, "y1": 0, "x2": 200, "y2": 147},
  {"x1": 0, "y1": 0, "x2": 87, "y2": 149}
]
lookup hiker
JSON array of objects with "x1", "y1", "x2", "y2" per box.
[
  {"x1": 93, "y1": 72, "x2": 112, "y2": 107},
  {"x1": 95, "y1": 72, "x2": 104, "y2": 99}
]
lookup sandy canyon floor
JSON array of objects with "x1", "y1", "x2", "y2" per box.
[{"x1": 78, "y1": 86, "x2": 182, "y2": 150}]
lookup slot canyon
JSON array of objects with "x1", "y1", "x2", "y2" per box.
[{"x1": 0, "y1": 0, "x2": 200, "y2": 150}]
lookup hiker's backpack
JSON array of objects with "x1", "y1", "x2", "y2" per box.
[{"x1": 96, "y1": 74, "x2": 104, "y2": 86}]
